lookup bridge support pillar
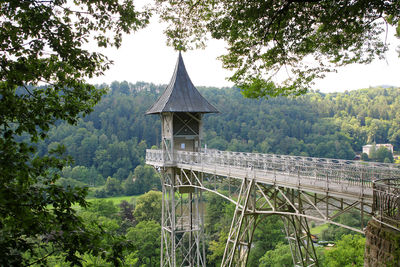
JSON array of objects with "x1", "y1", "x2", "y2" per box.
[
  {"x1": 221, "y1": 177, "x2": 258, "y2": 267},
  {"x1": 160, "y1": 168, "x2": 206, "y2": 267},
  {"x1": 364, "y1": 219, "x2": 400, "y2": 267}
]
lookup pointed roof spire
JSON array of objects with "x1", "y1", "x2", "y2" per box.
[{"x1": 146, "y1": 52, "x2": 218, "y2": 114}]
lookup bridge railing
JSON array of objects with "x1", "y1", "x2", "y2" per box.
[
  {"x1": 146, "y1": 149, "x2": 164, "y2": 163},
  {"x1": 146, "y1": 149, "x2": 400, "y2": 193},
  {"x1": 373, "y1": 178, "x2": 400, "y2": 231}
]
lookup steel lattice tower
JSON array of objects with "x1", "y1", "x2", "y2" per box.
[{"x1": 146, "y1": 52, "x2": 218, "y2": 267}]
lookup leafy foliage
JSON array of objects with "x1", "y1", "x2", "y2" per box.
[
  {"x1": 127, "y1": 165, "x2": 161, "y2": 195},
  {"x1": 77, "y1": 202, "x2": 133, "y2": 266},
  {"x1": 247, "y1": 216, "x2": 286, "y2": 266},
  {"x1": 207, "y1": 231, "x2": 228, "y2": 266},
  {"x1": 0, "y1": 1, "x2": 149, "y2": 265},
  {"x1": 205, "y1": 192, "x2": 234, "y2": 235},
  {"x1": 201, "y1": 86, "x2": 400, "y2": 159},
  {"x1": 39, "y1": 83, "x2": 162, "y2": 186},
  {"x1": 259, "y1": 242, "x2": 293, "y2": 267},
  {"x1": 42, "y1": 195, "x2": 163, "y2": 266},
  {"x1": 154, "y1": 0, "x2": 400, "y2": 97},
  {"x1": 126, "y1": 220, "x2": 161, "y2": 266},
  {"x1": 369, "y1": 146, "x2": 394, "y2": 163},
  {"x1": 205, "y1": 193, "x2": 235, "y2": 266},
  {"x1": 133, "y1": 191, "x2": 162, "y2": 224},
  {"x1": 105, "y1": 177, "x2": 124, "y2": 197},
  {"x1": 87, "y1": 199, "x2": 119, "y2": 219},
  {"x1": 324, "y1": 234, "x2": 365, "y2": 267}
]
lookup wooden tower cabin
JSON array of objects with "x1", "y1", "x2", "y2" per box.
[{"x1": 146, "y1": 52, "x2": 218, "y2": 163}]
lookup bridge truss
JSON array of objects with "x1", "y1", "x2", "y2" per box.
[{"x1": 147, "y1": 149, "x2": 400, "y2": 267}]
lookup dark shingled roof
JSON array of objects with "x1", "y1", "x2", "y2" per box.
[{"x1": 146, "y1": 52, "x2": 219, "y2": 114}]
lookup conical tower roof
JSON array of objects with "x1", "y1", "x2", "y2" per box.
[{"x1": 146, "y1": 52, "x2": 219, "y2": 114}]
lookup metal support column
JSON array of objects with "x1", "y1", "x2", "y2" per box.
[
  {"x1": 161, "y1": 168, "x2": 206, "y2": 267},
  {"x1": 221, "y1": 177, "x2": 257, "y2": 267}
]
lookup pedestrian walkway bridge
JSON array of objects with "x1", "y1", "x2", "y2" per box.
[
  {"x1": 147, "y1": 148, "x2": 399, "y2": 205},
  {"x1": 147, "y1": 148, "x2": 400, "y2": 266}
]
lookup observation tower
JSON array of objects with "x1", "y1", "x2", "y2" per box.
[{"x1": 147, "y1": 52, "x2": 218, "y2": 267}]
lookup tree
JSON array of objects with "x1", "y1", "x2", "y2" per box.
[
  {"x1": 126, "y1": 220, "x2": 161, "y2": 266},
  {"x1": 119, "y1": 200, "x2": 135, "y2": 222},
  {"x1": 129, "y1": 165, "x2": 161, "y2": 195},
  {"x1": 123, "y1": 172, "x2": 137, "y2": 196},
  {"x1": 324, "y1": 234, "x2": 365, "y2": 267},
  {"x1": 205, "y1": 192, "x2": 232, "y2": 234},
  {"x1": 87, "y1": 199, "x2": 118, "y2": 219},
  {"x1": 368, "y1": 145, "x2": 394, "y2": 163},
  {"x1": 207, "y1": 231, "x2": 229, "y2": 266},
  {"x1": 369, "y1": 144, "x2": 378, "y2": 160},
  {"x1": 0, "y1": 1, "x2": 149, "y2": 265},
  {"x1": 154, "y1": 0, "x2": 400, "y2": 97},
  {"x1": 375, "y1": 146, "x2": 394, "y2": 163},
  {"x1": 119, "y1": 80, "x2": 131, "y2": 95},
  {"x1": 78, "y1": 209, "x2": 132, "y2": 266},
  {"x1": 105, "y1": 176, "x2": 124, "y2": 196},
  {"x1": 133, "y1": 191, "x2": 162, "y2": 223}
]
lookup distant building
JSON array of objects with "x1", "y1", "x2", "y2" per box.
[{"x1": 362, "y1": 144, "x2": 394, "y2": 155}]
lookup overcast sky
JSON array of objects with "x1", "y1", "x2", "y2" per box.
[{"x1": 90, "y1": 17, "x2": 400, "y2": 93}]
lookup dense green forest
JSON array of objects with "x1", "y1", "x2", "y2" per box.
[{"x1": 32, "y1": 82, "x2": 399, "y2": 266}]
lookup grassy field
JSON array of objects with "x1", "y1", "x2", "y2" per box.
[
  {"x1": 69, "y1": 195, "x2": 139, "y2": 210},
  {"x1": 87, "y1": 195, "x2": 138, "y2": 205}
]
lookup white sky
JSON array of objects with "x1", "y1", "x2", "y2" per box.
[{"x1": 90, "y1": 17, "x2": 400, "y2": 93}]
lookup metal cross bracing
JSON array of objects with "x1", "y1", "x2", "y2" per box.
[{"x1": 146, "y1": 148, "x2": 400, "y2": 266}]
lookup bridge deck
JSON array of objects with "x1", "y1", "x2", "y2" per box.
[
  {"x1": 176, "y1": 162, "x2": 372, "y2": 202},
  {"x1": 147, "y1": 149, "x2": 400, "y2": 203}
]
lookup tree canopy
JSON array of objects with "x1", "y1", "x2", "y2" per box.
[
  {"x1": 154, "y1": 0, "x2": 400, "y2": 97},
  {"x1": 0, "y1": 1, "x2": 149, "y2": 265}
]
